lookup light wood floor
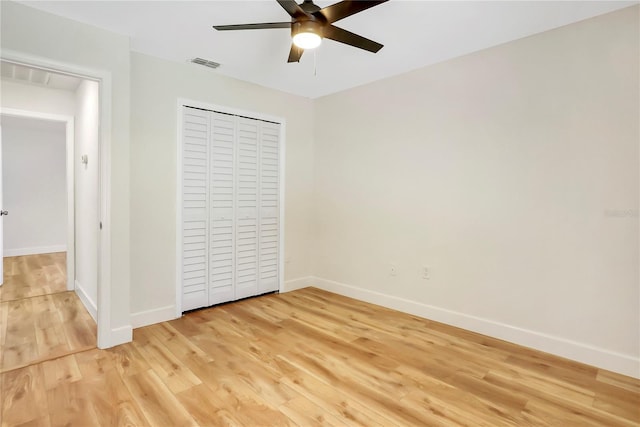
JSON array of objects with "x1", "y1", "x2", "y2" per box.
[
  {"x1": 0, "y1": 292, "x2": 97, "y2": 373},
  {"x1": 0, "y1": 253, "x2": 97, "y2": 375},
  {"x1": 1, "y1": 253, "x2": 67, "y2": 302},
  {"x1": 1, "y1": 287, "x2": 638, "y2": 426}
]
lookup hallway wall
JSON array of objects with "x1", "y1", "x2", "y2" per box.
[
  {"x1": 1, "y1": 115, "x2": 67, "y2": 256},
  {"x1": 73, "y1": 80, "x2": 100, "y2": 320}
]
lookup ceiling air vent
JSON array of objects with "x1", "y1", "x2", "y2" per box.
[{"x1": 191, "y1": 58, "x2": 221, "y2": 69}]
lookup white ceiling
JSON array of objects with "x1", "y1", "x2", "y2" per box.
[{"x1": 18, "y1": 0, "x2": 637, "y2": 98}]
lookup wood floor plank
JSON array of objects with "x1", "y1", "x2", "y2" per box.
[
  {"x1": 523, "y1": 397, "x2": 637, "y2": 427},
  {"x1": 131, "y1": 328, "x2": 202, "y2": 394},
  {"x1": 485, "y1": 365, "x2": 597, "y2": 406},
  {"x1": 214, "y1": 347, "x2": 298, "y2": 408},
  {"x1": 279, "y1": 396, "x2": 345, "y2": 427},
  {"x1": 597, "y1": 369, "x2": 640, "y2": 393},
  {"x1": 1, "y1": 364, "x2": 49, "y2": 427},
  {"x1": 175, "y1": 383, "x2": 237, "y2": 427},
  {"x1": 46, "y1": 380, "x2": 101, "y2": 427},
  {"x1": 279, "y1": 369, "x2": 389, "y2": 427},
  {"x1": 0, "y1": 301, "x2": 8, "y2": 347},
  {"x1": 108, "y1": 343, "x2": 152, "y2": 378},
  {"x1": 211, "y1": 380, "x2": 294, "y2": 427},
  {"x1": 144, "y1": 322, "x2": 213, "y2": 363},
  {"x1": 79, "y1": 363, "x2": 151, "y2": 427},
  {"x1": 121, "y1": 369, "x2": 196, "y2": 427},
  {"x1": 41, "y1": 354, "x2": 82, "y2": 390},
  {"x1": 74, "y1": 348, "x2": 118, "y2": 379},
  {"x1": 593, "y1": 392, "x2": 640, "y2": 424},
  {"x1": 12, "y1": 416, "x2": 52, "y2": 427},
  {"x1": 0, "y1": 254, "x2": 66, "y2": 303},
  {"x1": 34, "y1": 324, "x2": 69, "y2": 360}
]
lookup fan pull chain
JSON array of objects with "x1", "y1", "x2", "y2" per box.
[{"x1": 313, "y1": 49, "x2": 317, "y2": 77}]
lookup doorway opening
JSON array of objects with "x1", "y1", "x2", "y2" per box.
[
  {"x1": 1, "y1": 113, "x2": 74, "y2": 297},
  {"x1": 0, "y1": 60, "x2": 102, "y2": 371}
]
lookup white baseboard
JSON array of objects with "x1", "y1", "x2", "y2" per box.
[
  {"x1": 75, "y1": 279, "x2": 97, "y2": 322},
  {"x1": 309, "y1": 276, "x2": 640, "y2": 379},
  {"x1": 4, "y1": 245, "x2": 67, "y2": 257},
  {"x1": 76, "y1": 280, "x2": 132, "y2": 349},
  {"x1": 281, "y1": 276, "x2": 314, "y2": 293},
  {"x1": 131, "y1": 305, "x2": 177, "y2": 329},
  {"x1": 106, "y1": 325, "x2": 133, "y2": 348}
]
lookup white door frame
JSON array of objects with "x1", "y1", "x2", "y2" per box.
[
  {"x1": 0, "y1": 108, "x2": 75, "y2": 292},
  {"x1": 175, "y1": 98, "x2": 286, "y2": 317},
  {"x1": 1, "y1": 50, "x2": 113, "y2": 348}
]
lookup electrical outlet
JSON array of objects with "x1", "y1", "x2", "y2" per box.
[
  {"x1": 422, "y1": 266, "x2": 430, "y2": 280},
  {"x1": 390, "y1": 263, "x2": 398, "y2": 276}
]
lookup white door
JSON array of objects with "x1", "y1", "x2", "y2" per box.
[
  {"x1": 209, "y1": 112, "x2": 236, "y2": 305},
  {"x1": 258, "y1": 122, "x2": 280, "y2": 294},
  {"x1": 181, "y1": 108, "x2": 210, "y2": 311},
  {"x1": 234, "y1": 117, "x2": 259, "y2": 300}
]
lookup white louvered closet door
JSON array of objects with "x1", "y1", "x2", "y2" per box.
[
  {"x1": 182, "y1": 107, "x2": 280, "y2": 312},
  {"x1": 234, "y1": 118, "x2": 259, "y2": 300},
  {"x1": 258, "y1": 122, "x2": 280, "y2": 294},
  {"x1": 209, "y1": 113, "x2": 236, "y2": 305},
  {"x1": 181, "y1": 108, "x2": 210, "y2": 311}
]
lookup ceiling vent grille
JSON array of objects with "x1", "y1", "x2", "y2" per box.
[{"x1": 191, "y1": 58, "x2": 221, "y2": 69}]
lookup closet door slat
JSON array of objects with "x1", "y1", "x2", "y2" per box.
[
  {"x1": 181, "y1": 108, "x2": 210, "y2": 311},
  {"x1": 209, "y1": 112, "x2": 236, "y2": 305},
  {"x1": 235, "y1": 118, "x2": 259, "y2": 300},
  {"x1": 258, "y1": 122, "x2": 280, "y2": 294}
]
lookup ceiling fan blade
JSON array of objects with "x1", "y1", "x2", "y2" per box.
[
  {"x1": 277, "y1": 0, "x2": 309, "y2": 19},
  {"x1": 287, "y1": 44, "x2": 304, "y2": 63},
  {"x1": 316, "y1": 0, "x2": 388, "y2": 24},
  {"x1": 213, "y1": 22, "x2": 291, "y2": 31},
  {"x1": 323, "y1": 25, "x2": 383, "y2": 53}
]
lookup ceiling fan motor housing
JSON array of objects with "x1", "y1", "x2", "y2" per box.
[{"x1": 292, "y1": 20, "x2": 323, "y2": 38}]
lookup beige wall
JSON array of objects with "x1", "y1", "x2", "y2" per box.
[
  {"x1": 313, "y1": 6, "x2": 639, "y2": 376},
  {"x1": 1, "y1": 1, "x2": 131, "y2": 345},
  {"x1": 129, "y1": 53, "x2": 315, "y2": 320}
]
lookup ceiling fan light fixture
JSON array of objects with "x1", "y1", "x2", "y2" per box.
[
  {"x1": 292, "y1": 20, "x2": 322, "y2": 50},
  {"x1": 293, "y1": 31, "x2": 322, "y2": 49}
]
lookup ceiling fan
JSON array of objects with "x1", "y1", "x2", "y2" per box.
[{"x1": 213, "y1": 0, "x2": 388, "y2": 63}]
